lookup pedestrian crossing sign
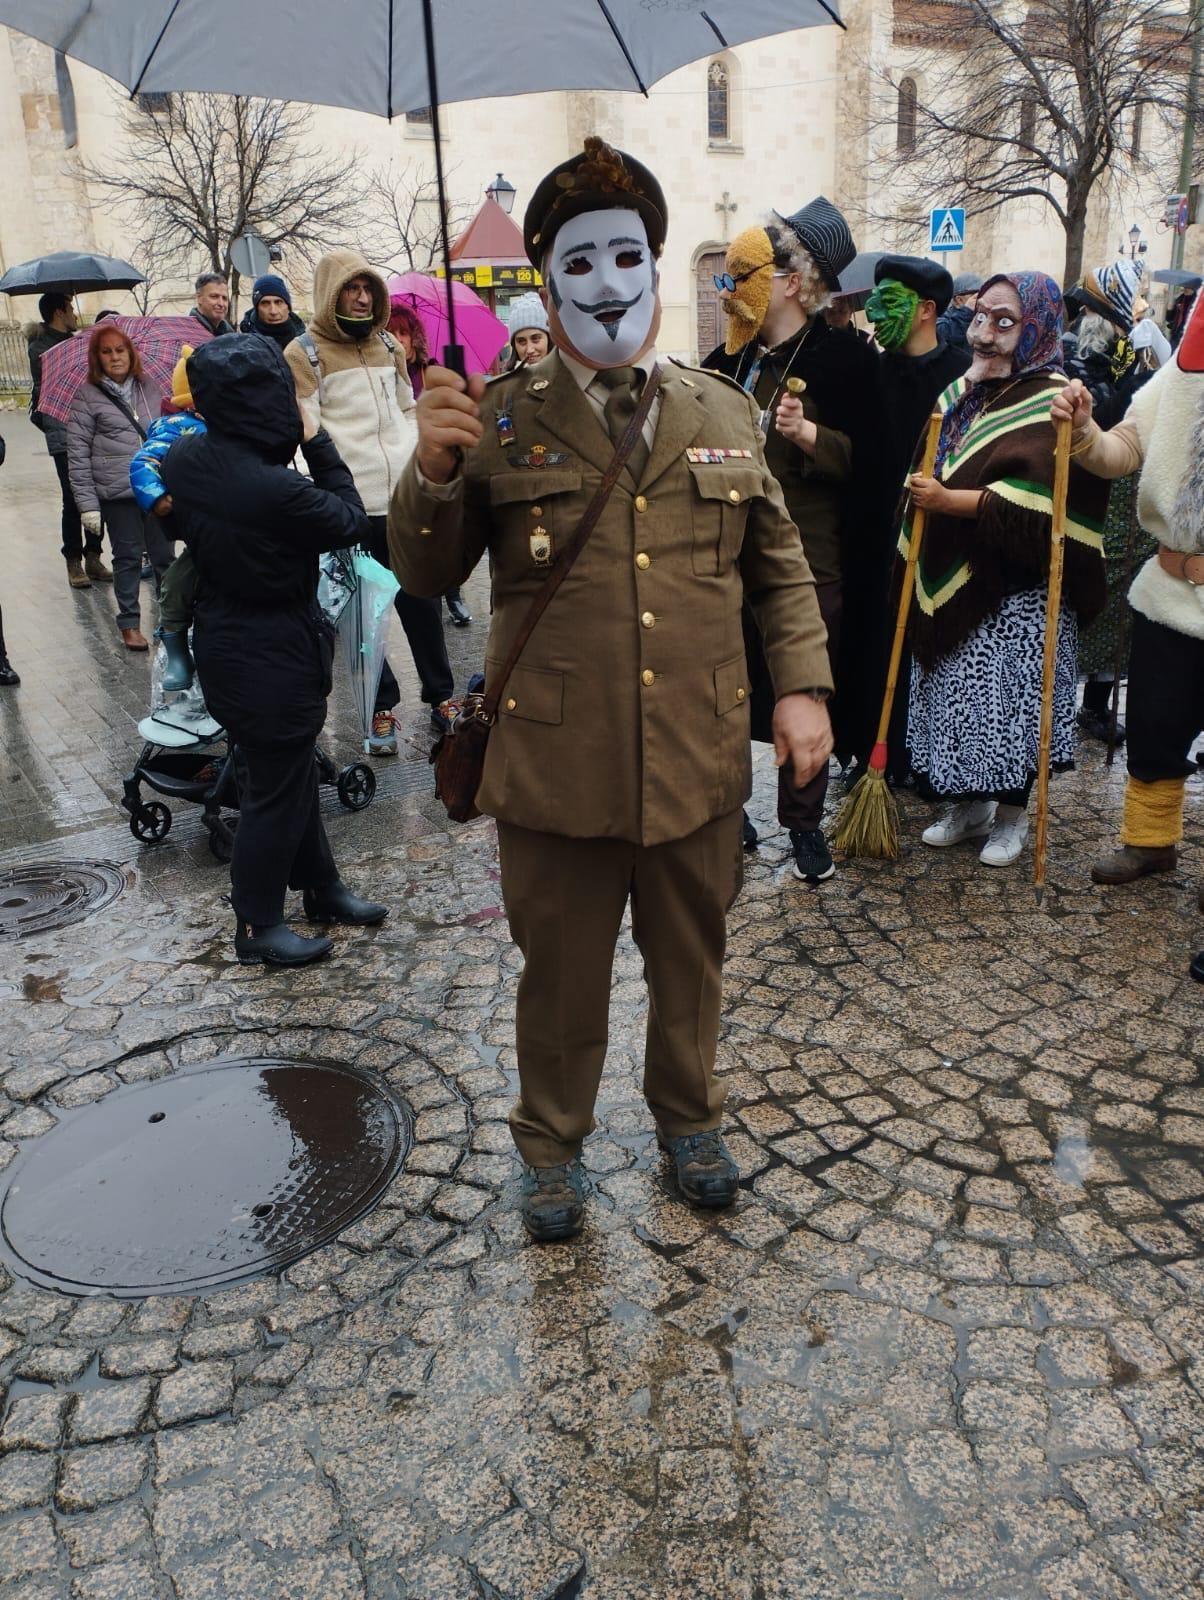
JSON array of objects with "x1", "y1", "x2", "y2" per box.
[{"x1": 930, "y1": 207, "x2": 966, "y2": 252}]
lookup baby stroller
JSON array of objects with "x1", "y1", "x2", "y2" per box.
[{"x1": 121, "y1": 552, "x2": 377, "y2": 861}]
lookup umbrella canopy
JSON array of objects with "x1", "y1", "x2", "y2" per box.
[
  {"x1": 837, "y1": 251, "x2": 884, "y2": 298},
  {"x1": 388, "y1": 274, "x2": 508, "y2": 374},
  {"x1": 0, "y1": 2, "x2": 840, "y2": 117},
  {"x1": 0, "y1": 250, "x2": 145, "y2": 298},
  {"x1": 1151, "y1": 268, "x2": 1202, "y2": 288},
  {"x1": 35, "y1": 316, "x2": 213, "y2": 426}
]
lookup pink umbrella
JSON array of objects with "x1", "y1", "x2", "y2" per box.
[
  {"x1": 36, "y1": 316, "x2": 214, "y2": 425},
  {"x1": 387, "y1": 273, "x2": 508, "y2": 375}
]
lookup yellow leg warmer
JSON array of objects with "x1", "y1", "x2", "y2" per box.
[{"x1": 1120, "y1": 777, "x2": 1185, "y2": 849}]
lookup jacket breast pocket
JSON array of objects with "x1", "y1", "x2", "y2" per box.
[
  {"x1": 489, "y1": 468, "x2": 583, "y2": 580},
  {"x1": 488, "y1": 659, "x2": 564, "y2": 726},
  {"x1": 688, "y1": 465, "x2": 762, "y2": 576}
]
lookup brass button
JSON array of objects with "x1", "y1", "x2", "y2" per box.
[
  {"x1": 736, "y1": 687, "x2": 746, "y2": 702},
  {"x1": 634, "y1": 494, "x2": 648, "y2": 512},
  {"x1": 635, "y1": 552, "x2": 651, "y2": 570},
  {"x1": 728, "y1": 488, "x2": 740, "y2": 504},
  {"x1": 531, "y1": 505, "x2": 543, "y2": 517},
  {"x1": 505, "y1": 697, "x2": 517, "y2": 711},
  {"x1": 419, "y1": 526, "x2": 433, "y2": 536},
  {"x1": 641, "y1": 669, "x2": 655, "y2": 687},
  {"x1": 641, "y1": 611, "x2": 655, "y2": 629}
]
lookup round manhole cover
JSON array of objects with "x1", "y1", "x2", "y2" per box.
[
  {"x1": 0, "y1": 1059, "x2": 409, "y2": 1296},
  {"x1": 0, "y1": 860, "x2": 127, "y2": 939}
]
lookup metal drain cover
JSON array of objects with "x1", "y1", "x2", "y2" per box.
[
  {"x1": 0, "y1": 860, "x2": 127, "y2": 939},
  {"x1": 0, "y1": 1059, "x2": 409, "y2": 1296}
]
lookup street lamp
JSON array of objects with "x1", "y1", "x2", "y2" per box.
[
  {"x1": 1123, "y1": 222, "x2": 1148, "y2": 259},
  {"x1": 486, "y1": 173, "x2": 516, "y2": 215}
]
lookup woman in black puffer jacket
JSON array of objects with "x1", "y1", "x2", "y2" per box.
[{"x1": 162, "y1": 335, "x2": 386, "y2": 967}]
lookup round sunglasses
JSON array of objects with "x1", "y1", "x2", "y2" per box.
[{"x1": 713, "y1": 265, "x2": 786, "y2": 292}]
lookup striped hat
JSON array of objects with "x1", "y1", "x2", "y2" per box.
[
  {"x1": 1069, "y1": 257, "x2": 1143, "y2": 334},
  {"x1": 774, "y1": 196, "x2": 857, "y2": 290}
]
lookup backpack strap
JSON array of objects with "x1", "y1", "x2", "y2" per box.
[{"x1": 297, "y1": 330, "x2": 324, "y2": 404}]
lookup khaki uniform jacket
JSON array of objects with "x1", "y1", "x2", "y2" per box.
[{"x1": 388, "y1": 351, "x2": 832, "y2": 846}]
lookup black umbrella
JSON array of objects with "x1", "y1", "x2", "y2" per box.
[
  {"x1": 0, "y1": 250, "x2": 146, "y2": 298},
  {"x1": 1151, "y1": 268, "x2": 1202, "y2": 288}
]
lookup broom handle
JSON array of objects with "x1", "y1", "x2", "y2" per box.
[
  {"x1": 1034, "y1": 416, "x2": 1073, "y2": 896},
  {"x1": 871, "y1": 410, "x2": 943, "y2": 757}
]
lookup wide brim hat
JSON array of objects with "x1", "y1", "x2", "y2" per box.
[
  {"x1": 524, "y1": 137, "x2": 667, "y2": 268},
  {"x1": 774, "y1": 196, "x2": 856, "y2": 290},
  {"x1": 874, "y1": 253, "x2": 955, "y2": 314}
]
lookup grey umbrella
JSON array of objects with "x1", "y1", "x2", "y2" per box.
[
  {"x1": 0, "y1": 250, "x2": 145, "y2": 297},
  {"x1": 0, "y1": 0, "x2": 841, "y2": 358},
  {"x1": 1151, "y1": 268, "x2": 1202, "y2": 288}
]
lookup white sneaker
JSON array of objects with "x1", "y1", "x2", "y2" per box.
[
  {"x1": 979, "y1": 805, "x2": 1029, "y2": 867},
  {"x1": 922, "y1": 799, "x2": 996, "y2": 847}
]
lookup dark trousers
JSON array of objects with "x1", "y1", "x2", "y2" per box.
[
  {"x1": 230, "y1": 741, "x2": 339, "y2": 927},
  {"x1": 1127, "y1": 610, "x2": 1204, "y2": 783},
  {"x1": 497, "y1": 811, "x2": 743, "y2": 1167},
  {"x1": 101, "y1": 498, "x2": 174, "y2": 630},
  {"x1": 778, "y1": 580, "x2": 842, "y2": 831},
  {"x1": 361, "y1": 516, "x2": 454, "y2": 712},
  {"x1": 53, "y1": 452, "x2": 94, "y2": 559}
]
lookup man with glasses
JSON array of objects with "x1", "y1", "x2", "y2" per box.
[{"x1": 703, "y1": 199, "x2": 878, "y2": 883}]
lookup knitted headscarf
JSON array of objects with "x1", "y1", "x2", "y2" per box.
[{"x1": 936, "y1": 271, "x2": 1065, "y2": 470}]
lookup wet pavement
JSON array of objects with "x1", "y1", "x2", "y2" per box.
[{"x1": 1, "y1": 412, "x2": 1203, "y2": 1598}]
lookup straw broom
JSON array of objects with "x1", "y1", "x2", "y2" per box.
[
  {"x1": 1034, "y1": 416, "x2": 1073, "y2": 903},
  {"x1": 833, "y1": 410, "x2": 943, "y2": 859}
]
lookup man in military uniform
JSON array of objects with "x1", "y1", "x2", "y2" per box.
[{"x1": 389, "y1": 138, "x2": 833, "y2": 1242}]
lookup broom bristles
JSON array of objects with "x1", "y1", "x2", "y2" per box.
[{"x1": 832, "y1": 768, "x2": 900, "y2": 859}]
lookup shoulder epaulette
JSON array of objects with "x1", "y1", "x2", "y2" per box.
[{"x1": 668, "y1": 357, "x2": 748, "y2": 397}]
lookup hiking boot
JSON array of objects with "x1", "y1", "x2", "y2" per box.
[
  {"x1": 521, "y1": 1159, "x2": 586, "y2": 1242},
  {"x1": 66, "y1": 557, "x2": 91, "y2": 589},
  {"x1": 658, "y1": 1129, "x2": 739, "y2": 1209},
  {"x1": 302, "y1": 882, "x2": 388, "y2": 926},
  {"x1": 84, "y1": 552, "x2": 113, "y2": 583},
  {"x1": 156, "y1": 626, "x2": 194, "y2": 691},
  {"x1": 979, "y1": 804, "x2": 1029, "y2": 867},
  {"x1": 922, "y1": 799, "x2": 996, "y2": 847},
  {"x1": 120, "y1": 627, "x2": 149, "y2": 651},
  {"x1": 234, "y1": 921, "x2": 333, "y2": 967},
  {"x1": 366, "y1": 710, "x2": 398, "y2": 757},
  {"x1": 1091, "y1": 844, "x2": 1177, "y2": 885},
  {"x1": 790, "y1": 827, "x2": 835, "y2": 882}
]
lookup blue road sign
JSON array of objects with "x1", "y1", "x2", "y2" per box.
[{"x1": 930, "y1": 207, "x2": 966, "y2": 252}]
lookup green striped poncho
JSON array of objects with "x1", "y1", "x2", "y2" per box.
[{"x1": 897, "y1": 372, "x2": 1108, "y2": 668}]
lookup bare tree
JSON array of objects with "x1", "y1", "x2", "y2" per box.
[
  {"x1": 83, "y1": 93, "x2": 375, "y2": 313},
  {"x1": 365, "y1": 161, "x2": 474, "y2": 273},
  {"x1": 864, "y1": 0, "x2": 1198, "y2": 283}
]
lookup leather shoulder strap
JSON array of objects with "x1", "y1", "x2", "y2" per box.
[{"x1": 482, "y1": 365, "x2": 660, "y2": 721}]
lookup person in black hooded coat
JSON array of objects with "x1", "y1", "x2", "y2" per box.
[{"x1": 162, "y1": 335, "x2": 387, "y2": 966}]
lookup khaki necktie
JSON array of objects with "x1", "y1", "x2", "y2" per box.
[{"x1": 594, "y1": 366, "x2": 650, "y2": 484}]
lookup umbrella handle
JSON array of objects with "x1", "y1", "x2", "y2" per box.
[
  {"x1": 442, "y1": 344, "x2": 466, "y2": 379},
  {"x1": 1034, "y1": 416, "x2": 1073, "y2": 898}
]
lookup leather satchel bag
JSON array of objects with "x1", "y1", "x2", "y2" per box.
[{"x1": 432, "y1": 366, "x2": 660, "y2": 823}]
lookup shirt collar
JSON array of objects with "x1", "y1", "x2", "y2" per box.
[{"x1": 558, "y1": 347, "x2": 660, "y2": 392}]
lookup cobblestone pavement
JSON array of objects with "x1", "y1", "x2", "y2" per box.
[{"x1": 2, "y1": 412, "x2": 1204, "y2": 1598}]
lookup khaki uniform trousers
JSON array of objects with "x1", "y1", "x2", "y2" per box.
[{"x1": 497, "y1": 809, "x2": 744, "y2": 1168}]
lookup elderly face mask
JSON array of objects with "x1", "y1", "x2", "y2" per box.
[
  {"x1": 544, "y1": 207, "x2": 659, "y2": 368},
  {"x1": 866, "y1": 279, "x2": 919, "y2": 352},
  {"x1": 720, "y1": 226, "x2": 776, "y2": 355}
]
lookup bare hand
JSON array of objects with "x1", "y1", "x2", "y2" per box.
[
  {"x1": 909, "y1": 474, "x2": 950, "y2": 513},
  {"x1": 774, "y1": 395, "x2": 817, "y2": 450},
  {"x1": 153, "y1": 494, "x2": 173, "y2": 517},
  {"x1": 772, "y1": 692, "x2": 833, "y2": 789},
  {"x1": 1050, "y1": 379, "x2": 1093, "y2": 434},
  {"x1": 417, "y1": 365, "x2": 488, "y2": 483}
]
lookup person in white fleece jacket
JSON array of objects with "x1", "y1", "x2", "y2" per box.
[
  {"x1": 285, "y1": 250, "x2": 453, "y2": 754},
  {"x1": 1053, "y1": 290, "x2": 1204, "y2": 981}
]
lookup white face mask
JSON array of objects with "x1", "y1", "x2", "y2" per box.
[{"x1": 545, "y1": 207, "x2": 659, "y2": 368}]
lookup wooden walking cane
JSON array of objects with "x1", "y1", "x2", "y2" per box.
[
  {"x1": 833, "y1": 410, "x2": 943, "y2": 859},
  {"x1": 1034, "y1": 416, "x2": 1074, "y2": 902}
]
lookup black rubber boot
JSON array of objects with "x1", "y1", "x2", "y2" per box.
[
  {"x1": 235, "y1": 920, "x2": 333, "y2": 967},
  {"x1": 302, "y1": 882, "x2": 388, "y2": 926},
  {"x1": 0, "y1": 608, "x2": 18, "y2": 686}
]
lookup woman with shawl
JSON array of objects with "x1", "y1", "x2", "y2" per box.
[{"x1": 904, "y1": 273, "x2": 1108, "y2": 866}]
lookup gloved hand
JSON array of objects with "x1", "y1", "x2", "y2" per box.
[{"x1": 81, "y1": 510, "x2": 103, "y2": 538}]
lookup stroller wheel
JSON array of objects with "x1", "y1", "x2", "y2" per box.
[
  {"x1": 130, "y1": 801, "x2": 172, "y2": 843},
  {"x1": 337, "y1": 762, "x2": 376, "y2": 811},
  {"x1": 206, "y1": 816, "x2": 237, "y2": 864}
]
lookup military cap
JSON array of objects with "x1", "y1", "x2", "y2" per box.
[
  {"x1": 523, "y1": 137, "x2": 668, "y2": 267},
  {"x1": 874, "y1": 254, "x2": 955, "y2": 313},
  {"x1": 773, "y1": 196, "x2": 856, "y2": 290}
]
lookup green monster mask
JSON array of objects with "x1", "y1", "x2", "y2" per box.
[{"x1": 865, "y1": 279, "x2": 920, "y2": 352}]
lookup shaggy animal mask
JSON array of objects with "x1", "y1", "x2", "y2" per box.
[{"x1": 722, "y1": 225, "x2": 776, "y2": 355}]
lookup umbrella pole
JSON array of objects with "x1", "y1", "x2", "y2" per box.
[
  {"x1": 1034, "y1": 417, "x2": 1073, "y2": 904},
  {"x1": 420, "y1": 0, "x2": 465, "y2": 377}
]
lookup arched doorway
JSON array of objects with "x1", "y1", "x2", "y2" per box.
[{"x1": 695, "y1": 249, "x2": 726, "y2": 362}]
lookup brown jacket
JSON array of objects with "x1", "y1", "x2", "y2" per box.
[{"x1": 388, "y1": 351, "x2": 832, "y2": 845}]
